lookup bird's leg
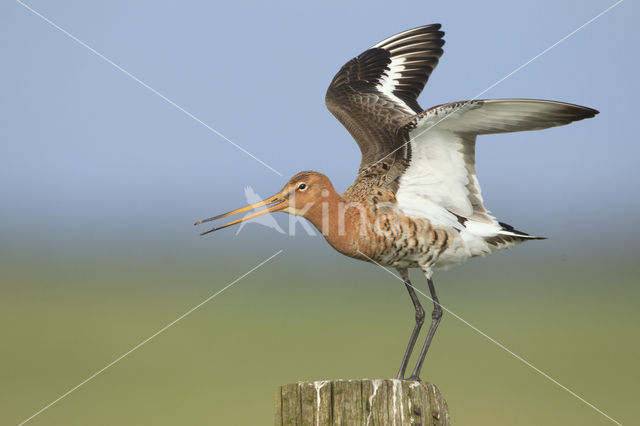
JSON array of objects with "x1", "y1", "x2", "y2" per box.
[
  {"x1": 408, "y1": 270, "x2": 442, "y2": 381},
  {"x1": 396, "y1": 268, "x2": 425, "y2": 380}
]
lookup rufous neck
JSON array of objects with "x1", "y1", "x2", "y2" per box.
[{"x1": 302, "y1": 189, "x2": 362, "y2": 256}]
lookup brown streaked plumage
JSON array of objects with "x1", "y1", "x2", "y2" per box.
[{"x1": 196, "y1": 24, "x2": 598, "y2": 381}]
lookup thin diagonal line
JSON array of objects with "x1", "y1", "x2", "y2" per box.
[
  {"x1": 357, "y1": 250, "x2": 622, "y2": 425},
  {"x1": 366, "y1": 0, "x2": 624, "y2": 172},
  {"x1": 15, "y1": 0, "x2": 283, "y2": 177},
  {"x1": 17, "y1": 250, "x2": 283, "y2": 426},
  {"x1": 473, "y1": 0, "x2": 624, "y2": 99}
]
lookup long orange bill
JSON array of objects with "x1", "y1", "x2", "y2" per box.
[{"x1": 194, "y1": 194, "x2": 285, "y2": 236}]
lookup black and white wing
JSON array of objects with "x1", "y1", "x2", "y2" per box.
[
  {"x1": 394, "y1": 99, "x2": 598, "y2": 236},
  {"x1": 326, "y1": 24, "x2": 445, "y2": 173}
]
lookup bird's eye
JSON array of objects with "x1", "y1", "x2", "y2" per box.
[{"x1": 298, "y1": 183, "x2": 307, "y2": 191}]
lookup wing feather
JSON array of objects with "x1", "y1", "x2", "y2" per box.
[
  {"x1": 326, "y1": 24, "x2": 445, "y2": 173},
  {"x1": 395, "y1": 99, "x2": 598, "y2": 227}
]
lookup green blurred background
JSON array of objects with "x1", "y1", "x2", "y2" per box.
[
  {"x1": 2, "y1": 240, "x2": 638, "y2": 425},
  {"x1": 2, "y1": 0, "x2": 639, "y2": 425}
]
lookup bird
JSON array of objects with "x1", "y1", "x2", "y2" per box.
[{"x1": 195, "y1": 24, "x2": 597, "y2": 381}]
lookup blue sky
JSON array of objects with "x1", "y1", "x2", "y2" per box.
[{"x1": 1, "y1": 0, "x2": 637, "y2": 253}]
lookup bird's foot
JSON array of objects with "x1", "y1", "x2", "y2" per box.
[{"x1": 395, "y1": 372, "x2": 422, "y2": 382}]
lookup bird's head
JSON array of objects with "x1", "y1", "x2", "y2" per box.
[{"x1": 195, "y1": 171, "x2": 334, "y2": 235}]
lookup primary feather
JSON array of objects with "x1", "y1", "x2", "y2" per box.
[{"x1": 326, "y1": 25, "x2": 598, "y2": 263}]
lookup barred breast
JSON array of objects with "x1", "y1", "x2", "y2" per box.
[
  {"x1": 341, "y1": 176, "x2": 470, "y2": 270},
  {"x1": 356, "y1": 209, "x2": 468, "y2": 269}
]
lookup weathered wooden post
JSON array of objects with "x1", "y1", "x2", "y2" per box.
[{"x1": 275, "y1": 379, "x2": 449, "y2": 425}]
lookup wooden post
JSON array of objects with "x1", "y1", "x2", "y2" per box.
[{"x1": 275, "y1": 379, "x2": 449, "y2": 425}]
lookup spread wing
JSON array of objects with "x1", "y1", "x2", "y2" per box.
[
  {"x1": 395, "y1": 99, "x2": 599, "y2": 231},
  {"x1": 325, "y1": 24, "x2": 445, "y2": 174}
]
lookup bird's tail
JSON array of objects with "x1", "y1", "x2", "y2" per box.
[
  {"x1": 480, "y1": 221, "x2": 545, "y2": 251},
  {"x1": 496, "y1": 221, "x2": 545, "y2": 240}
]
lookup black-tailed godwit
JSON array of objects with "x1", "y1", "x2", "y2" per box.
[{"x1": 196, "y1": 24, "x2": 597, "y2": 380}]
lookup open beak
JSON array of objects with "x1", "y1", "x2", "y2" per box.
[{"x1": 194, "y1": 193, "x2": 286, "y2": 236}]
